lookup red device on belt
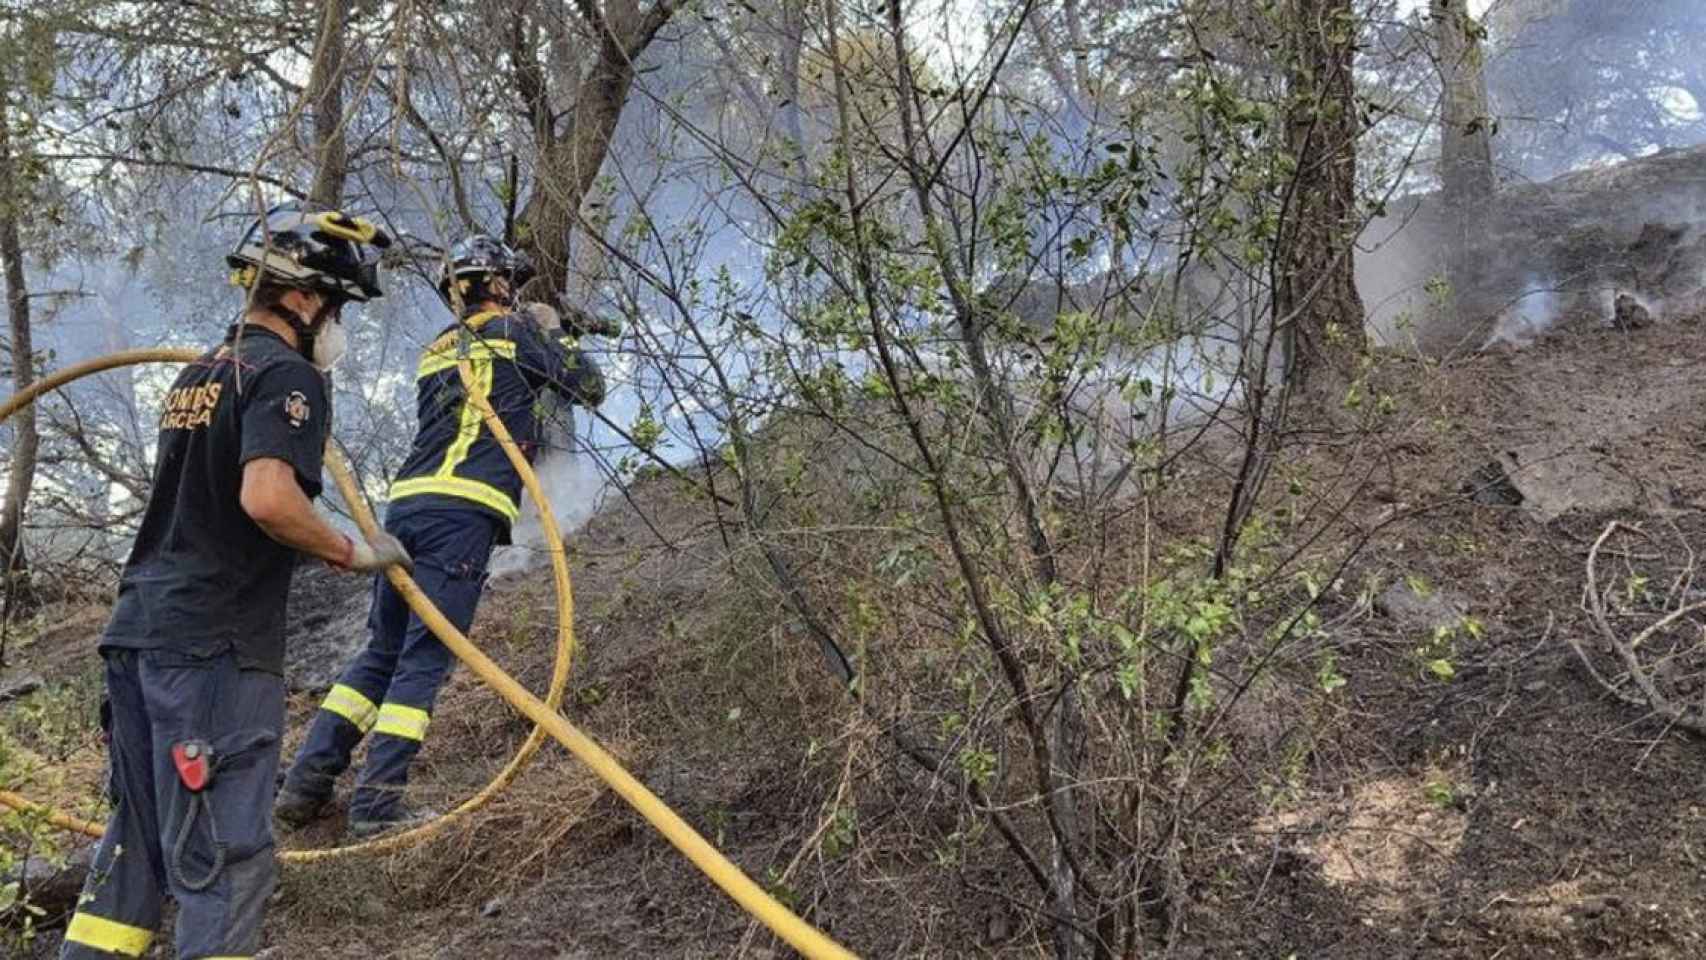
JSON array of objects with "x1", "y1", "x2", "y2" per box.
[{"x1": 171, "y1": 741, "x2": 214, "y2": 792}]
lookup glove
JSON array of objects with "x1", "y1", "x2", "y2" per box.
[
  {"x1": 524, "y1": 301, "x2": 560, "y2": 333},
  {"x1": 336, "y1": 531, "x2": 414, "y2": 573},
  {"x1": 525, "y1": 300, "x2": 621, "y2": 338}
]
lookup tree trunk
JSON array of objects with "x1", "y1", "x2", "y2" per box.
[
  {"x1": 0, "y1": 88, "x2": 37, "y2": 588},
  {"x1": 306, "y1": 0, "x2": 349, "y2": 207},
  {"x1": 1432, "y1": 0, "x2": 1495, "y2": 204},
  {"x1": 514, "y1": 0, "x2": 676, "y2": 304},
  {"x1": 779, "y1": 0, "x2": 808, "y2": 161},
  {"x1": 1278, "y1": 0, "x2": 1367, "y2": 399}
]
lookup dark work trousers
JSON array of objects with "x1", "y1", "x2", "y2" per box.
[
  {"x1": 61, "y1": 648, "x2": 284, "y2": 960},
  {"x1": 281, "y1": 507, "x2": 499, "y2": 822}
]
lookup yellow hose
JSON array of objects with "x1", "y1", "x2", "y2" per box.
[
  {"x1": 288, "y1": 358, "x2": 579, "y2": 863},
  {"x1": 0, "y1": 789, "x2": 105, "y2": 837},
  {"x1": 0, "y1": 347, "x2": 859, "y2": 960}
]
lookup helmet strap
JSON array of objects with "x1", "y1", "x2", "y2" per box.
[{"x1": 274, "y1": 294, "x2": 339, "y2": 361}]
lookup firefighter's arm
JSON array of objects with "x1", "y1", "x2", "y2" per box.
[
  {"x1": 519, "y1": 307, "x2": 605, "y2": 407},
  {"x1": 240, "y1": 460, "x2": 412, "y2": 572},
  {"x1": 558, "y1": 345, "x2": 606, "y2": 408},
  {"x1": 240, "y1": 459, "x2": 353, "y2": 561}
]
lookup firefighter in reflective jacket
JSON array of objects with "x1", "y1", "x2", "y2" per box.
[{"x1": 275, "y1": 235, "x2": 604, "y2": 837}]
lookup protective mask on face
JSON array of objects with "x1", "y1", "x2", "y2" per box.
[{"x1": 312, "y1": 315, "x2": 348, "y2": 370}]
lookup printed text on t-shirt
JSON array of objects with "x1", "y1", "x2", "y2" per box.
[{"x1": 160, "y1": 382, "x2": 224, "y2": 431}]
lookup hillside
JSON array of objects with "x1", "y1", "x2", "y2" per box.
[
  {"x1": 1361, "y1": 143, "x2": 1706, "y2": 355},
  {"x1": 6, "y1": 305, "x2": 1706, "y2": 958}
]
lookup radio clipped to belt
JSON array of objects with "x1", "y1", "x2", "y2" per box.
[{"x1": 170, "y1": 740, "x2": 227, "y2": 892}]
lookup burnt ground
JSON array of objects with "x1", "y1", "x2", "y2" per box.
[
  {"x1": 1184, "y1": 315, "x2": 1706, "y2": 959},
  {"x1": 1191, "y1": 504, "x2": 1706, "y2": 960},
  {"x1": 9, "y1": 313, "x2": 1706, "y2": 959}
]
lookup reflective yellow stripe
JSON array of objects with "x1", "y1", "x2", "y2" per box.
[
  {"x1": 417, "y1": 339, "x2": 515, "y2": 378},
  {"x1": 416, "y1": 310, "x2": 508, "y2": 377},
  {"x1": 64, "y1": 912, "x2": 154, "y2": 956},
  {"x1": 392, "y1": 311, "x2": 523, "y2": 521},
  {"x1": 320, "y1": 683, "x2": 378, "y2": 733},
  {"x1": 373, "y1": 703, "x2": 431, "y2": 741},
  {"x1": 388, "y1": 475, "x2": 521, "y2": 521},
  {"x1": 438, "y1": 357, "x2": 493, "y2": 475}
]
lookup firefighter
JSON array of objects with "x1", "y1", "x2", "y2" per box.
[
  {"x1": 60, "y1": 205, "x2": 410, "y2": 960},
  {"x1": 275, "y1": 234, "x2": 604, "y2": 838}
]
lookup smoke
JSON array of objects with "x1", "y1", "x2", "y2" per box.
[
  {"x1": 1482, "y1": 279, "x2": 1560, "y2": 349},
  {"x1": 488, "y1": 426, "x2": 610, "y2": 577},
  {"x1": 1357, "y1": 206, "x2": 1452, "y2": 349},
  {"x1": 1483, "y1": 0, "x2": 1706, "y2": 181}
]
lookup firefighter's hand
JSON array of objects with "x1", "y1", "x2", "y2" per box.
[
  {"x1": 524, "y1": 301, "x2": 560, "y2": 333},
  {"x1": 339, "y1": 531, "x2": 414, "y2": 573}
]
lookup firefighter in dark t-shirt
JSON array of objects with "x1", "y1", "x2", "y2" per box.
[{"x1": 60, "y1": 205, "x2": 412, "y2": 960}]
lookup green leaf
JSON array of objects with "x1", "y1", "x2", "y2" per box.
[
  {"x1": 630, "y1": 404, "x2": 664, "y2": 453},
  {"x1": 1116, "y1": 663, "x2": 1139, "y2": 700}
]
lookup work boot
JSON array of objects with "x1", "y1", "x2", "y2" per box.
[
  {"x1": 347, "y1": 804, "x2": 440, "y2": 839},
  {"x1": 273, "y1": 788, "x2": 332, "y2": 829}
]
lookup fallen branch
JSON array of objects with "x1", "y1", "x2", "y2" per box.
[{"x1": 1565, "y1": 521, "x2": 1706, "y2": 736}]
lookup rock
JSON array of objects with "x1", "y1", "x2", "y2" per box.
[
  {"x1": 1462, "y1": 461, "x2": 1524, "y2": 506},
  {"x1": 3, "y1": 847, "x2": 93, "y2": 922},
  {"x1": 1497, "y1": 446, "x2": 1637, "y2": 522},
  {"x1": 1612, "y1": 292, "x2": 1653, "y2": 330},
  {"x1": 283, "y1": 561, "x2": 373, "y2": 693},
  {"x1": 0, "y1": 672, "x2": 44, "y2": 703},
  {"x1": 983, "y1": 911, "x2": 1012, "y2": 945},
  {"x1": 1377, "y1": 582, "x2": 1470, "y2": 634}
]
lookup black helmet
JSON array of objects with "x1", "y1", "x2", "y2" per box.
[
  {"x1": 437, "y1": 234, "x2": 535, "y2": 300},
  {"x1": 227, "y1": 203, "x2": 392, "y2": 302}
]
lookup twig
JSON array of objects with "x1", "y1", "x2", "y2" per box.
[{"x1": 1565, "y1": 521, "x2": 1706, "y2": 736}]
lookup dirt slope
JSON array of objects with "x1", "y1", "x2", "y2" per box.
[
  {"x1": 1203, "y1": 316, "x2": 1706, "y2": 959},
  {"x1": 12, "y1": 313, "x2": 1706, "y2": 959}
]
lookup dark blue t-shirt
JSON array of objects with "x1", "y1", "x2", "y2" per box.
[{"x1": 101, "y1": 325, "x2": 330, "y2": 675}]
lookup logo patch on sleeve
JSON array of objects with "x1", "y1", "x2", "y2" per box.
[{"x1": 284, "y1": 390, "x2": 311, "y2": 429}]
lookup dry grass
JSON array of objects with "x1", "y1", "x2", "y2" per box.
[{"x1": 1256, "y1": 766, "x2": 1471, "y2": 917}]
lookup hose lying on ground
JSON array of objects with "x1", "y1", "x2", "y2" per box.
[{"x1": 0, "y1": 348, "x2": 859, "y2": 960}]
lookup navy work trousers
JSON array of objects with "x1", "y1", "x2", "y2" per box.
[
  {"x1": 281, "y1": 507, "x2": 499, "y2": 822},
  {"x1": 61, "y1": 648, "x2": 284, "y2": 959}
]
